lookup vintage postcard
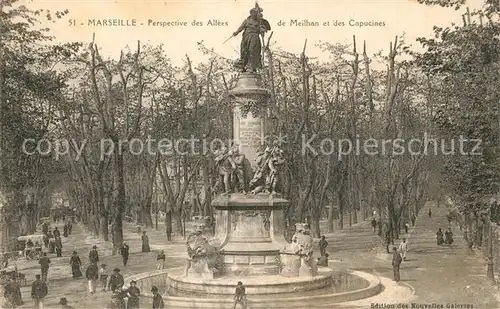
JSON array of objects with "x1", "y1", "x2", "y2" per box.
[{"x1": 0, "y1": 0, "x2": 499, "y2": 308}]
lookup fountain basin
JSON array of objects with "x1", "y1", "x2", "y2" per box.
[
  {"x1": 167, "y1": 267, "x2": 334, "y2": 295},
  {"x1": 124, "y1": 267, "x2": 383, "y2": 308}
]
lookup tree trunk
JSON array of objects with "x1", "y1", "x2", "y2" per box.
[
  {"x1": 327, "y1": 202, "x2": 335, "y2": 233},
  {"x1": 111, "y1": 150, "x2": 125, "y2": 253}
]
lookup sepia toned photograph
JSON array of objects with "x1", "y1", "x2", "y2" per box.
[{"x1": 0, "y1": 0, "x2": 499, "y2": 308}]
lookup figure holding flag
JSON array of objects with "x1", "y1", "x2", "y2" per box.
[{"x1": 230, "y1": 3, "x2": 271, "y2": 72}]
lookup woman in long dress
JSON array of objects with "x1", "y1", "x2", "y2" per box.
[
  {"x1": 141, "y1": 232, "x2": 150, "y2": 252},
  {"x1": 125, "y1": 281, "x2": 140, "y2": 309},
  {"x1": 232, "y1": 7, "x2": 270, "y2": 72},
  {"x1": 444, "y1": 228, "x2": 454, "y2": 245},
  {"x1": 69, "y1": 251, "x2": 83, "y2": 279}
]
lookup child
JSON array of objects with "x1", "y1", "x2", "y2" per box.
[{"x1": 99, "y1": 264, "x2": 108, "y2": 291}]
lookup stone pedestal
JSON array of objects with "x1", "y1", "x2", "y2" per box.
[
  {"x1": 211, "y1": 193, "x2": 288, "y2": 276},
  {"x1": 229, "y1": 72, "x2": 269, "y2": 168}
]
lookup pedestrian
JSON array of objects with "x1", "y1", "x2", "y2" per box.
[
  {"x1": 67, "y1": 221, "x2": 73, "y2": 235},
  {"x1": 63, "y1": 225, "x2": 68, "y2": 238},
  {"x1": 39, "y1": 252, "x2": 51, "y2": 282},
  {"x1": 142, "y1": 231, "x2": 150, "y2": 252},
  {"x1": 120, "y1": 242, "x2": 129, "y2": 267},
  {"x1": 3, "y1": 277, "x2": 24, "y2": 308},
  {"x1": 151, "y1": 286, "x2": 164, "y2": 309},
  {"x1": 89, "y1": 245, "x2": 99, "y2": 264},
  {"x1": 99, "y1": 264, "x2": 108, "y2": 291},
  {"x1": 42, "y1": 234, "x2": 48, "y2": 248},
  {"x1": 59, "y1": 297, "x2": 74, "y2": 309},
  {"x1": 53, "y1": 227, "x2": 60, "y2": 238},
  {"x1": 385, "y1": 229, "x2": 393, "y2": 254},
  {"x1": 391, "y1": 247, "x2": 402, "y2": 282},
  {"x1": 404, "y1": 222, "x2": 409, "y2": 234},
  {"x1": 156, "y1": 250, "x2": 166, "y2": 270},
  {"x1": 108, "y1": 268, "x2": 124, "y2": 292},
  {"x1": 166, "y1": 225, "x2": 172, "y2": 241},
  {"x1": 69, "y1": 251, "x2": 82, "y2": 279},
  {"x1": 48, "y1": 237, "x2": 56, "y2": 254},
  {"x1": 55, "y1": 237, "x2": 62, "y2": 257},
  {"x1": 398, "y1": 238, "x2": 408, "y2": 261},
  {"x1": 318, "y1": 236, "x2": 328, "y2": 256},
  {"x1": 62, "y1": 214, "x2": 66, "y2": 221},
  {"x1": 317, "y1": 253, "x2": 329, "y2": 267},
  {"x1": 86, "y1": 262, "x2": 99, "y2": 294},
  {"x1": 436, "y1": 228, "x2": 444, "y2": 245},
  {"x1": 444, "y1": 228, "x2": 454, "y2": 245},
  {"x1": 107, "y1": 290, "x2": 126, "y2": 309},
  {"x1": 411, "y1": 214, "x2": 416, "y2": 226},
  {"x1": 371, "y1": 218, "x2": 377, "y2": 233},
  {"x1": 428, "y1": 208, "x2": 432, "y2": 218},
  {"x1": 233, "y1": 281, "x2": 247, "y2": 309},
  {"x1": 125, "y1": 280, "x2": 140, "y2": 309},
  {"x1": 42, "y1": 223, "x2": 49, "y2": 235},
  {"x1": 31, "y1": 274, "x2": 48, "y2": 309}
]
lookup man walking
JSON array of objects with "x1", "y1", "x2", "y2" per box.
[
  {"x1": 398, "y1": 238, "x2": 409, "y2": 261},
  {"x1": 156, "y1": 250, "x2": 166, "y2": 270},
  {"x1": 411, "y1": 214, "x2": 416, "y2": 226},
  {"x1": 38, "y1": 253, "x2": 51, "y2": 282},
  {"x1": 392, "y1": 247, "x2": 402, "y2": 282},
  {"x1": 86, "y1": 262, "x2": 99, "y2": 294},
  {"x1": 318, "y1": 236, "x2": 328, "y2": 257},
  {"x1": 166, "y1": 225, "x2": 172, "y2": 241},
  {"x1": 371, "y1": 218, "x2": 377, "y2": 233},
  {"x1": 151, "y1": 286, "x2": 164, "y2": 309},
  {"x1": 120, "y1": 243, "x2": 129, "y2": 267},
  {"x1": 428, "y1": 208, "x2": 432, "y2": 218},
  {"x1": 31, "y1": 274, "x2": 48, "y2": 309}
]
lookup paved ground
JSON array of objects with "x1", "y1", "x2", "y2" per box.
[{"x1": 1, "y1": 201, "x2": 498, "y2": 308}]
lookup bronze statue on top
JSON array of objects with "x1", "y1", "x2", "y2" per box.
[{"x1": 231, "y1": 3, "x2": 271, "y2": 72}]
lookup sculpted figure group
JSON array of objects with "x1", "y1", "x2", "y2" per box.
[{"x1": 214, "y1": 142, "x2": 284, "y2": 196}]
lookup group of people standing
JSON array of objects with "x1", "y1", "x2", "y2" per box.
[
  {"x1": 436, "y1": 227, "x2": 454, "y2": 245},
  {"x1": 42, "y1": 221, "x2": 73, "y2": 258}
]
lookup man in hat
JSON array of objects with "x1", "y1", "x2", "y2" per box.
[
  {"x1": 120, "y1": 242, "x2": 129, "y2": 267},
  {"x1": 38, "y1": 252, "x2": 51, "y2": 282},
  {"x1": 108, "y1": 268, "x2": 124, "y2": 292},
  {"x1": 156, "y1": 250, "x2": 166, "y2": 270},
  {"x1": 391, "y1": 246, "x2": 402, "y2": 282},
  {"x1": 59, "y1": 298, "x2": 74, "y2": 309},
  {"x1": 85, "y1": 262, "x2": 99, "y2": 294},
  {"x1": 318, "y1": 235, "x2": 328, "y2": 257},
  {"x1": 89, "y1": 245, "x2": 99, "y2": 264},
  {"x1": 99, "y1": 264, "x2": 108, "y2": 291},
  {"x1": 31, "y1": 274, "x2": 48, "y2": 309},
  {"x1": 233, "y1": 281, "x2": 247, "y2": 309},
  {"x1": 53, "y1": 227, "x2": 60, "y2": 238},
  {"x1": 151, "y1": 286, "x2": 164, "y2": 309}
]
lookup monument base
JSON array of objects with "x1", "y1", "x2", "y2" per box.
[{"x1": 211, "y1": 193, "x2": 288, "y2": 276}]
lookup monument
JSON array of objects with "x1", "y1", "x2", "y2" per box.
[{"x1": 154, "y1": 4, "x2": 384, "y2": 307}]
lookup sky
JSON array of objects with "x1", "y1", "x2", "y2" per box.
[{"x1": 22, "y1": 0, "x2": 484, "y2": 65}]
